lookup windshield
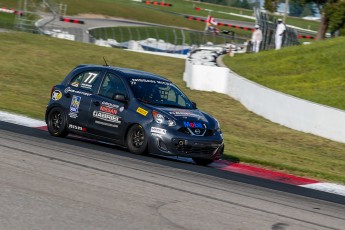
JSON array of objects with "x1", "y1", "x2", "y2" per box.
[{"x1": 128, "y1": 78, "x2": 194, "y2": 109}]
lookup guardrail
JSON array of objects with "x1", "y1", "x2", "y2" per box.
[{"x1": 183, "y1": 56, "x2": 345, "y2": 144}]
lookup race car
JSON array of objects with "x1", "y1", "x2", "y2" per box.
[{"x1": 46, "y1": 64, "x2": 224, "y2": 165}]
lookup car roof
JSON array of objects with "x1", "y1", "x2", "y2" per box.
[{"x1": 75, "y1": 64, "x2": 171, "y2": 82}]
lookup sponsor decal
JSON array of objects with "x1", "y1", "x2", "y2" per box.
[
  {"x1": 68, "y1": 124, "x2": 86, "y2": 132},
  {"x1": 64, "y1": 87, "x2": 92, "y2": 96},
  {"x1": 100, "y1": 106, "x2": 118, "y2": 115},
  {"x1": 101, "y1": 101, "x2": 119, "y2": 109},
  {"x1": 136, "y1": 107, "x2": 148, "y2": 116},
  {"x1": 95, "y1": 120, "x2": 119, "y2": 128},
  {"x1": 93, "y1": 111, "x2": 121, "y2": 124},
  {"x1": 51, "y1": 90, "x2": 62, "y2": 101},
  {"x1": 80, "y1": 83, "x2": 92, "y2": 89},
  {"x1": 130, "y1": 78, "x2": 173, "y2": 86},
  {"x1": 151, "y1": 127, "x2": 167, "y2": 135},
  {"x1": 169, "y1": 111, "x2": 200, "y2": 118},
  {"x1": 71, "y1": 82, "x2": 79, "y2": 87},
  {"x1": 183, "y1": 121, "x2": 204, "y2": 129},
  {"x1": 69, "y1": 95, "x2": 81, "y2": 118}
]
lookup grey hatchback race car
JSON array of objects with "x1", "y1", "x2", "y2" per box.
[{"x1": 46, "y1": 64, "x2": 224, "y2": 165}]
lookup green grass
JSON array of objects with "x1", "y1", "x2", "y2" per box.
[
  {"x1": 0, "y1": 13, "x2": 15, "y2": 30},
  {"x1": 1, "y1": 32, "x2": 345, "y2": 184},
  {"x1": 223, "y1": 37, "x2": 345, "y2": 111}
]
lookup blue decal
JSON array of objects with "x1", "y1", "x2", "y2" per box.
[
  {"x1": 183, "y1": 121, "x2": 203, "y2": 128},
  {"x1": 69, "y1": 95, "x2": 81, "y2": 118}
]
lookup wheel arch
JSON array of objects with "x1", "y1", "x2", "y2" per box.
[{"x1": 45, "y1": 103, "x2": 66, "y2": 124}]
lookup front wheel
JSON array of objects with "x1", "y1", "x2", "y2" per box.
[
  {"x1": 192, "y1": 158, "x2": 214, "y2": 166},
  {"x1": 47, "y1": 107, "x2": 68, "y2": 137},
  {"x1": 126, "y1": 124, "x2": 148, "y2": 155}
]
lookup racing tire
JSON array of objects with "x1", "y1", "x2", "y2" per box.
[
  {"x1": 126, "y1": 124, "x2": 148, "y2": 155},
  {"x1": 192, "y1": 158, "x2": 214, "y2": 166},
  {"x1": 47, "y1": 107, "x2": 68, "y2": 137}
]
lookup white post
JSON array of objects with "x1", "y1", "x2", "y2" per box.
[{"x1": 283, "y1": 0, "x2": 289, "y2": 23}]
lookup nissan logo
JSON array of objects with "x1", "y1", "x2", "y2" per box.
[{"x1": 194, "y1": 129, "x2": 201, "y2": 135}]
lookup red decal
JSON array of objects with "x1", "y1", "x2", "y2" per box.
[{"x1": 100, "y1": 106, "x2": 118, "y2": 115}]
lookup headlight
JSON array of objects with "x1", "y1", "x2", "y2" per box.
[
  {"x1": 152, "y1": 111, "x2": 176, "y2": 126},
  {"x1": 214, "y1": 118, "x2": 222, "y2": 133}
]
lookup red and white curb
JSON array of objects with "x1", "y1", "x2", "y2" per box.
[{"x1": 1, "y1": 110, "x2": 345, "y2": 196}]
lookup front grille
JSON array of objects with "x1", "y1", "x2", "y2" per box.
[
  {"x1": 178, "y1": 127, "x2": 190, "y2": 135},
  {"x1": 178, "y1": 127, "x2": 214, "y2": 136},
  {"x1": 175, "y1": 145, "x2": 217, "y2": 155}
]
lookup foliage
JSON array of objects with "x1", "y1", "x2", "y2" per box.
[
  {"x1": 264, "y1": 0, "x2": 280, "y2": 12},
  {"x1": 291, "y1": 0, "x2": 345, "y2": 39},
  {"x1": 324, "y1": 1, "x2": 345, "y2": 32}
]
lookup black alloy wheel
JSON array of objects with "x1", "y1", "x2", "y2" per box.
[
  {"x1": 47, "y1": 107, "x2": 68, "y2": 137},
  {"x1": 126, "y1": 124, "x2": 148, "y2": 155}
]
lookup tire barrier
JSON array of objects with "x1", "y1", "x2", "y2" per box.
[
  {"x1": 0, "y1": 7, "x2": 23, "y2": 16},
  {"x1": 185, "y1": 15, "x2": 254, "y2": 31},
  {"x1": 143, "y1": 1, "x2": 172, "y2": 6},
  {"x1": 59, "y1": 17, "x2": 85, "y2": 24},
  {"x1": 298, "y1": 35, "x2": 315, "y2": 40}
]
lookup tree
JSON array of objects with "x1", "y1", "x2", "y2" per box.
[
  {"x1": 264, "y1": 0, "x2": 280, "y2": 12},
  {"x1": 292, "y1": 0, "x2": 345, "y2": 40}
]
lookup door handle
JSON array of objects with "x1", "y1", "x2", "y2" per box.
[
  {"x1": 65, "y1": 93, "x2": 71, "y2": 98},
  {"x1": 93, "y1": 101, "x2": 100, "y2": 106}
]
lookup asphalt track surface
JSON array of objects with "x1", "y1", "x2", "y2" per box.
[{"x1": 1, "y1": 121, "x2": 345, "y2": 230}]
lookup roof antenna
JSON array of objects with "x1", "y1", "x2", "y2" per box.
[{"x1": 103, "y1": 56, "x2": 109, "y2": 66}]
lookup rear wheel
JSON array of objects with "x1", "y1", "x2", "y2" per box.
[
  {"x1": 126, "y1": 124, "x2": 148, "y2": 155},
  {"x1": 192, "y1": 158, "x2": 214, "y2": 166},
  {"x1": 47, "y1": 107, "x2": 68, "y2": 137}
]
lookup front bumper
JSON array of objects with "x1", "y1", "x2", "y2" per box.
[{"x1": 147, "y1": 126, "x2": 224, "y2": 160}]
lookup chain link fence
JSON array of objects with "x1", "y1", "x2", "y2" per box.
[{"x1": 254, "y1": 7, "x2": 299, "y2": 51}]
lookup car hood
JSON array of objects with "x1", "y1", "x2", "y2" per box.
[{"x1": 145, "y1": 105, "x2": 216, "y2": 128}]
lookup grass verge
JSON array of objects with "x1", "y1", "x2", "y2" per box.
[
  {"x1": 0, "y1": 32, "x2": 345, "y2": 184},
  {"x1": 223, "y1": 37, "x2": 345, "y2": 111}
]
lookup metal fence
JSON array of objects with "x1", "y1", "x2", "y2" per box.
[{"x1": 254, "y1": 7, "x2": 299, "y2": 51}]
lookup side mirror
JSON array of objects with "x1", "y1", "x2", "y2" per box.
[
  {"x1": 192, "y1": 101, "x2": 197, "y2": 109},
  {"x1": 113, "y1": 94, "x2": 127, "y2": 103}
]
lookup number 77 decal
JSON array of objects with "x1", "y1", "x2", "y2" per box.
[{"x1": 84, "y1": 73, "x2": 98, "y2": 84}]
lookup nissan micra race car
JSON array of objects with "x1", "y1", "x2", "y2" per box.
[{"x1": 46, "y1": 64, "x2": 224, "y2": 165}]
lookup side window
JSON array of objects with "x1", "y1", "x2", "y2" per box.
[
  {"x1": 69, "y1": 71, "x2": 101, "y2": 91},
  {"x1": 99, "y1": 73, "x2": 127, "y2": 99}
]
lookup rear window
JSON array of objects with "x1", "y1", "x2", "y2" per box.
[{"x1": 69, "y1": 71, "x2": 101, "y2": 91}]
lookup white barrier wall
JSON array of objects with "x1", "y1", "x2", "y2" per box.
[
  {"x1": 183, "y1": 60, "x2": 229, "y2": 93},
  {"x1": 183, "y1": 59, "x2": 345, "y2": 144}
]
